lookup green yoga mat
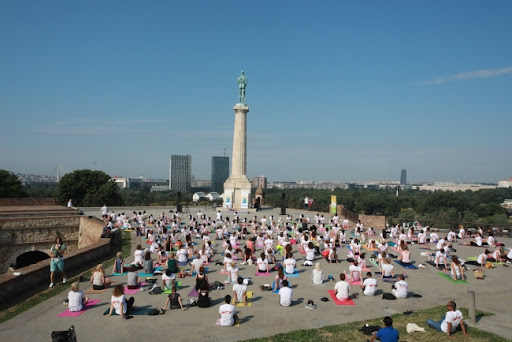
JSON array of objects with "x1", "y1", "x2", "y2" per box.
[
  {"x1": 438, "y1": 272, "x2": 466, "y2": 284},
  {"x1": 369, "y1": 259, "x2": 380, "y2": 269},
  {"x1": 162, "y1": 282, "x2": 183, "y2": 294}
]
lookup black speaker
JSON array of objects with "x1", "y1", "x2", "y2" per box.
[
  {"x1": 177, "y1": 191, "x2": 182, "y2": 199},
  {"x1": 177, "y1": 192, "x2": 182, "y2": 212},
  {"x1": 280, "y1": 192, "x2": 286, "y2": 215}
]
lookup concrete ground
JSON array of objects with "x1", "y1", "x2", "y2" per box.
[{"x1": 0, "y1": 206, "x2": 511, "y2": 342}]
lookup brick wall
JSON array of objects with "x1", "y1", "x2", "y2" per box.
[
  {"x1": 358, "y1": 214, "x2": 386, "y2": 229},
  {"x1": 78, "y1": 216, "x2": 104, "y2": 248}
]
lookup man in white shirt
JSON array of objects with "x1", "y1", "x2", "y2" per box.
[
  {"x1": 334, "y1": 274, "x2": 351, "y2": 301},
  {"x1": 219, "y1": 295, "x2": 238, "y2": 326},
  {"x1": 101, "y1": 204, "x2": 108, "y2": 218},
  {"x1": 232, "y1": 277, "x2": 247, "y2": 306},
  {"x1": 426, "y1": 301, "x2": 469, "y2": 337},
  {"x1": 392, "y1": 274, "x2": 408, "y2": 299},
  {"x1": 278, "y1": 280, "x2": 293, "y2": 306},
  {"x1": 361, "y1": 272, "x2": 378, "y2": 296}
]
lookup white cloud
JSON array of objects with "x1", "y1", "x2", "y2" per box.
[{"x1": 420, "y1": 66, "x2": 512, "y2": 85}]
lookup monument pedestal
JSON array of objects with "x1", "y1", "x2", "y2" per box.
[{"x1": 223, "y1": 176, "x2": 251, "y2": 210}]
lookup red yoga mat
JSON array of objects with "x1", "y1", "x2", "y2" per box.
[{"x1": 327, "y1": 290, "x2": 356, "y2": 306}]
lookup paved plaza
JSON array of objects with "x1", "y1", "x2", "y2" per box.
[{"x1": 0, "y1": 206, "x2": 511, "y2": 342}]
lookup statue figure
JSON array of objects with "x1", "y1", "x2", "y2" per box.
[{"x1": 237, "y1": 71, "x2": 247, "y2": 104}]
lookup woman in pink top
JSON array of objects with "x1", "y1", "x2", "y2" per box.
[{"x1": 398, "y1": 245, "x2": 411, "y2": 263}]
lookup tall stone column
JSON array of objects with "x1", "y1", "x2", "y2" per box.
[{"x1": 224, "y1": 103, "x2": 251, "y2": 210}]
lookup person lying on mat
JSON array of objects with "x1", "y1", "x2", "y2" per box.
[
  {"x1": 334, "y1": 274, "x2": 357, "y2": 301},
  {"x1": 360, "y1": 272, "x2": 377, "y2": 296},
  {"x1": 449, "y1": 256, "x2": 465, "y2": 281},
  {"x1": 380, "y1": 258, "x2": 395, "y2": 280},
  {"x1": 391, "y1": 274, "x2": 408, "y2": 299},
  {"x1": 398, "y1": 245, "x2": 411, "y2": 264},
  {"x1": 162, "y1": 286, "x2": 186, "y2": 311},
  {"x1": 68, "y1": 282, "x2": 89, "y2": 312},
  {"x1": 90, "y1": 264, "x2": 111, "y2": 290}
]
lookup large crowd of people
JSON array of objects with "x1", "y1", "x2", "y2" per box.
[{"x1": 62, "y1": 206, "x2": 510, "y2": 338}]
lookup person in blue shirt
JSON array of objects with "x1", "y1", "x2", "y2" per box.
[{"x1": 371, "y1": 316, "x2": 399, "y2": 342}]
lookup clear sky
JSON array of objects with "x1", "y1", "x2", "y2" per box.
[{"x1": 1, "y1": 1, "x2": 511, "y2": 183}]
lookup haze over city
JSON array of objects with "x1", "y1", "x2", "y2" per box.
[{"x1": 1, "y1": 1, "x2": 511, "y2": 183}]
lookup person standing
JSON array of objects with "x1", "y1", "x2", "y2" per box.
[
  {"x1": 304, "y1": 197, "x2": 309, "y2": 211},
  {"x1": 370, "y1": 316, "x2": 399, "y2": 342},
  {"x1": 308, "y1": 198, "x2": 314, "y2": 211},
  {"x1": 101, "y1": 204, "x2": 108, "y2": 218},
  {"x1": 49, "y1": 237, "x2": 67, "y2": 287},
  {"x1": 426, "y1": 301, "x2": 469, "y2": 337}
]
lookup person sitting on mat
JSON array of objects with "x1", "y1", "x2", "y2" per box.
[
  {"x1": 465, "y1": 249, "x2": 488, "y2": 267},
  {"x1": 67, "y1": 282, "x2": 89, "y2": 312},
  {"x1": 162, "y1": 286, "x2": 186, "y2": 311},
  {"x1": 463, "y1": 232, "x2": 484, "y2": 247},
  {"x1": 232, "y1": 277, "x2": 248, "y2": 306},
  {"x1": 391, "y1": 274, "x2": 408, "y2": 299},
  {"x1": 162, "y1": 269, "x2": 175, "y2": 290},
  {"x1": 278, "y1": 280, "x2": 293, "y2": 307},
  {"x1": 284, "y1": 253, "x2": 296, "y2": 274},
  {"x1": 398, "y1": 245, "x2": 411, "y2": 264},
  {"x1": 194, "y1": 266, "x2": 209, "y2": 291},
  {"x1": 167, "y1": 252, "x2": 179, "y2": 273},
  {"x1": 106, "y1": 284, "x2": 134, "y2": 319},
  {"x1": 360, "y1": 272, "x2": 377, "y2": 296},
  {"x1": 90, "y1": 264, "x2": 111, "y2": 290},
  {"x1": 197, "y1": 282, "x2": 210, "y2": 308},
  {"x1": 126, "y1": 266, "x2": 139, "y2": 289},
  {"x1": 219, "y1": 295, "x2": 238, "y2": 326},
  {"x1": 346, "y1": 260, "x2": 362, "y2": 283},
  {"x1": 380, "y1": 258, "x2": 395, "y2": 280},
  {"x1": 312, "y1": 262, "x2": 324, "y2": 285},
  {"x1": 334, "y1": 273, "x2": 357, "y2": 301},
  {"x1": 257, "y1": 252, "x2": 269, "y2": 273},
  {"x1": 449, "y1": 256, "x2": 465, "y2": 281}
]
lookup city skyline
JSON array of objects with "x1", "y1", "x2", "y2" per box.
[{"x1": 1, "y1": 1, "x2": 511, "y2": 183}]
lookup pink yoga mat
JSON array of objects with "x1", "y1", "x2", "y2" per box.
[
  {"x1": 348, "y1": 280, "x2": 361, "y2": 286},
  {"x1": 188, "y1": 288, "x2": 199, "y2": 297},
  {"x1": 58, "y1": 299, "x2": 101, "y2": 317},
  {"x1": 124, "y1": 284, "x2": 145, "y2": 295},
  {"x1": 255, "y1": 271, "x2": 271, "y2": 276},
  {"x1": 327, "y1": 290, "x2": 356, "y2": 306}
]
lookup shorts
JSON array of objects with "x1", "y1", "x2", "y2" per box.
[{"x1": 50, "y1": 258, "x2": 64, "y2": 272}]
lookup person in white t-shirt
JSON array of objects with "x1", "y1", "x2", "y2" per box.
[
  {"x1": 232, "y1": 277, "x2": 247, "y2": 306},
  {"x1": 380, "y1": 258, "x2": 395, "y2": 279},
  {"x1": 284, "y1": 253, "x2": 297, "y2": 274},
  {"x1": 67, "y1": 282, "x2": 89, "y2": 312},
  {"x1": 219, "y1": 295, "x2": 238, "y2": 326},
  {"x1": 278, "y1": 280, "x2": 293, "y2": 306},
  {"x1": 133, "y1": 244, "x2": 144, "y2": 266},
  {"x1": 312, "y1": 262, "x2": 324, "y2": 285},
  {"x1": 392, "y1": 274, "x2": 408, "y2": 299},
  {"x1": 360, "y1": 272, "x2": 377, "y2": 296},
  {"x1": 334, "y1": 273, "x2": 353, "y2": 301},
  {"x1": 257, "y1": 253, "x2": 269, "y2": 273},
  {"x1": 426, "y1": 301, "x2": 468, "y2": 337},
  {"x1": 106, "y1": 284, "x2": 134, "y2": 319}
]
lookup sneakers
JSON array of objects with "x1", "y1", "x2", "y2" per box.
[
  {"x1": 418, "y1": 264, "x2": 427, "y2": 269},
  {"x1": 306, "y1": 300, "x2": 317, "y2": 309},
  {"x1": 49, "y1": 283, "x2": 54, "y2": 288},
  {"x1": 63, "y1": 278, "x2": 67, "y2": 284}
]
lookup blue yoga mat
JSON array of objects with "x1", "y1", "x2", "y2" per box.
[
  {"x1": 284, "y1": 269, "x2": 299, "y2": 278},
  {"x1": 394, "y1": 260, "x2": 418, "y2": 269}
]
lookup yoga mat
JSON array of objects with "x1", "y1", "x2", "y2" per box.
[
  {"x1": 361, "y1": 267, "x2": 371, "y2": 272},
  {"x1": 124, "y1": 286, "x2": 141, "y2": 295},
  {"x1": 394, "y1": 260, "x2": 418, "y2": 269},
  {"x1": 85, "y1": 283, "x2": 114, "y2": 294},
  {"x1": 381, "y1": 277, "x2": 397, "y2": 283},
  {"x1": 103, "y1": 306, "x2": 153, "y2": 316},
  {"x1": 363, "y1": 245, "x2": 378, "y2": 251},
  {"x1": 388, "y1": 241, "x2": 397, "y2": 247},
  {"x1": 188, "y1": 288, "x2": 199, "y2": 297},
  {"x1": 178, "y1": 261, "x2": 189, "y2": 267},
  {"x1": 284, "y1": 269, "x2": 299, "y2": 278},
  {"x1": 111, "y1": 272, "x2": 127, "y2": 276},
  {"x1": 369, "y1": 259, "x2": 380, "y2": 269},
  {"x1": 162, "y1": 282, "x2": 183, "y2": 294},
  {"x1": 58, "y1": 299, "x2": 101, "y2": 317},
  {"x1": 426, "y1": 260, "x2": 446, "y2": 269},
  {"x1": 348, "y1": 280, "x2": 361, "y2": 286},
  {"x1": 154, "y1": 266, "x2": 163, "y2": 271},
  {"x1": 139, "y1": 273, "x2": 154, "y2": 277},
  {"x1": 438, "y1": 272, "x2": 467, "y2": 284},
  {"x1": 327, "y1": 290, "x2": 356, "y2": 306},
  {"x1": 220, "y1": 270, "x2": 229, "y2": 275},
  {"x1": 236, "y1": 291, "x2": 252, "y2": 306},
  {"x1": 215, "y1": 318, "x2": 240, "y2": 327},
  {"x1": 255, "y1": 271, "x2": 271, "y2": 276},
  {"x1": 311, "y1": 281, "x2": 327, "y2": 287}
]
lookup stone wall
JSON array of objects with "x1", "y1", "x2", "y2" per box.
[
  {"x1": 0, "y1": 237, "x2": 112, "y2": 303},
  {"x1": 78, "y1": 216, "x2": 104, "y2": 248},
  {"x1": 0, "y1": 216, "x2": 80, "y2": 272},
  {"x1": 358, "y1": 214, "x2": 386, "y2": 229},
  {"x1": 0, "y1": 198, "x2": 58, "y2": 206}
]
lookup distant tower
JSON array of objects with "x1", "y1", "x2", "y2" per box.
[
  {"x1": 400, "y1": 169, "x2": 407, "y2": 185},
  {"x1": 169, "y1": 155, "x2": 192, "y2": 193},
  {"x1": 211, "y1": 156, "x2": 229, "y2": 193},
  {"x1": 57, "y1": 160, "x2": 60, "y2": 182}
]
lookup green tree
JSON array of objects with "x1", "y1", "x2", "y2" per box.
[
  {"x1": 0, "y1": 169, "x2": 27, "y2": 198},
  {"x1": 58, "y1": 170, "x2": 122, "y2": 206}
]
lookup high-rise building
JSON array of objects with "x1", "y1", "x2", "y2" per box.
[
  {"x1": 251, "y1": 175, "x2": 268, "y2": 189},
  {"x1": 169, "y1": 155, "x2": 192, "y2": 193},
  {"x1": 400, "y1": 169, "x2": 407, "y2": 185},
  {"x1": 211, "y1": 156, "x2": 229, "y2": 193}
]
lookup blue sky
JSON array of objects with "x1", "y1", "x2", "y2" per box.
[{"x1": 1, "y1": 1, "x2": 510, "y2": 183}]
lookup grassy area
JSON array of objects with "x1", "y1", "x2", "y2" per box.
[
  {"x1": 0, "y1": 230, "x2": 131, "y2": 324},
  {"x1": 243, "y1": 306, "x2": 508, "y2": 342}
]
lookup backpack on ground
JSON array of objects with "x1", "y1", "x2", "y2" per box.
[{"x1": 382, "y1": 292, "x2": 396, "y2": 300}]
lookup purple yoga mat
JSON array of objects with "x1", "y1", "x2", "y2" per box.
[{"x1": 58, "y1": 299, "x2": 101, "y2": 317}]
